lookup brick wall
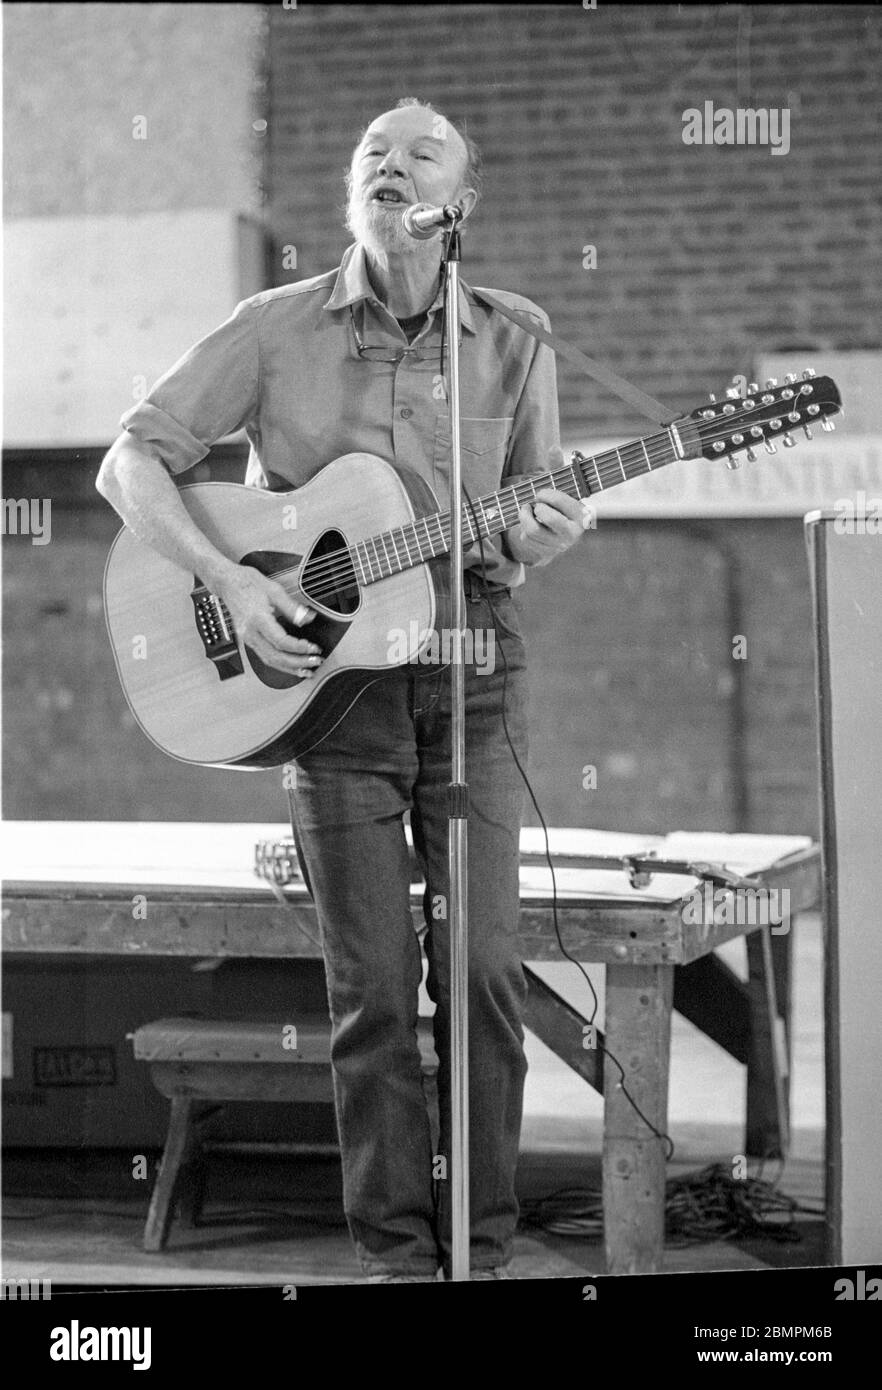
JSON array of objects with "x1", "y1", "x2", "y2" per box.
[
  {"x1": 265, "y1": 3, "x2": 881, "y2": 440},
  {"x1": 257, "y1": 2, "x2": 875, "y2": 833}
]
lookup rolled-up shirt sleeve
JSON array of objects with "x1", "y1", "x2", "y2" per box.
[
  {"x1": 500, "y1": 306, "x2": 563, "y2": 563},
  {"x1": 119, "y1": 297, "x2": 260, "y2": 474}
]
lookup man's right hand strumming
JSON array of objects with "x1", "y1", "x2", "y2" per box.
[
  {"x1": 97, "y1": 432, "x2": 320, "y2": 680},
  {"x1": 214, "y1": 563, "x2": 321, "y2": 679}
]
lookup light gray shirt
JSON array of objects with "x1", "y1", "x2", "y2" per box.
[{"x1": 120, "y1": 241, "x2": 561, "y2": 587}]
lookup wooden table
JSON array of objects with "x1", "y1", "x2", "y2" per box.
[{"x1": 1, "y1": 821, "x2": 820, "y2": 1275}]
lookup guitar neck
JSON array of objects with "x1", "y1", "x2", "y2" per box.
[{"x1": 348, "y1": 421, "x2": 697, "y2": 584}]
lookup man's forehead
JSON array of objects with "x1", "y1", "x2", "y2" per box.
[{"x1": 360, "y1": 108, "x2": 468, "y2": 166}]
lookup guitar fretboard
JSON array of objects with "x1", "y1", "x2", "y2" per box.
[{"x1": 346, "y1": 424, "x2": 692, "y2": 585}]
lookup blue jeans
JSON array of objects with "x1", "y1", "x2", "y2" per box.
[{"x1": 288, "y1": 575, "x2": 529, "y2": 1277}]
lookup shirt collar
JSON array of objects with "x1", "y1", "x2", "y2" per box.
[{"x1": 324, "y1": 242, "x2": 476, "y2": 334}]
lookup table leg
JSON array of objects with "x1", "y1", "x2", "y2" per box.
[
  {"x1": 603, "y1": 963, "x2": 674, "y2": 1275},
  {"x1": 745, "y1": 915, "x2": 794, "y2": 1158}
]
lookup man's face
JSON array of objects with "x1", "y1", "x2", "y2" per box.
[{"x1": 346, "y1": 106, "x2": 475, "y2": 255}]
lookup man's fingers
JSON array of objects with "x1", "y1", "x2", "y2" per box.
[
  {"x1": 532, "y1": 489, "x2": 584, "y2": 524},
  {"x1": 270, "y1": 583, "x2": 315, "y2": 628},
  {"x1": 532, "y1": 502, "x2": 569, "y2": 533},
  {"x1": 261, "y1": 614, "x2": 323, "y2": 656},
  {"x1": 252, "y1": 632, "x2": 321, "y2": 676}
]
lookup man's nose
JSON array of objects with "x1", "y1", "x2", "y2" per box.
[{"x1": 377, "y1": 148, "x2": 407, "y2": 179}]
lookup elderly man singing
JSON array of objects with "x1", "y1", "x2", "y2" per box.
[{"x1": 97, "y1": 97, "x2": 584, "y2": 1282}]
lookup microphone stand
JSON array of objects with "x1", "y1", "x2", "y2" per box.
[{"x1": 440, "y1": 209, "x2": 470, "y2": 1283}]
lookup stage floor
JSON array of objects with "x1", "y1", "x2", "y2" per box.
[
  {"x1": 3, "y1": 915, "x2": 826, "y2": 1283},
  {"x1": 2, "y1": 1135, "x2": 824, "y2": 1284}
]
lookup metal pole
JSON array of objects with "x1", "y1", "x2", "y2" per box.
[{"x1": 442, "y1": 216, "x2": 469, "y2": 1282}]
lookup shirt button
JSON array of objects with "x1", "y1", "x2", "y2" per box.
[{"x1": 400, "y1": 407, "x2": 413, "y2": 419}]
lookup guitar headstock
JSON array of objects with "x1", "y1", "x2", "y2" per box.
[{"x1": 686, "y1": 370, "x2": 843, "y2": 468}]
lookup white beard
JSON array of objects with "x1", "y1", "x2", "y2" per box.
[{"x1": 346, "y1": 191, "x2": 424, "y2": 256}]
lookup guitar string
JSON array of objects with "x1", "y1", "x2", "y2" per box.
[
  {"x1": 269, "y1": 418, "x2": 765, "y2": 601},
  {"x1": 226, "y1": 395, "x2": 820, "y2": 608},
  {"x1": 266, "y1": 434, "x2": 682, "y2": 601},
  {"x1": 280, "y1": 403, "x2": 808, "y2": 604},
  {"x1": 288, "y1": 391, "x2": 816, "y2": 598}
]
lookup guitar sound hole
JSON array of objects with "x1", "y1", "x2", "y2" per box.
[
  {"x1": 239, "y1": 532, "x2": 359, "y2": 691},
  {"x1": 300, "y1": 530, "x2": 359, "y2": 615}
]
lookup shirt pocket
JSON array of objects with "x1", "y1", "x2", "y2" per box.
[{"x1": 432, "y1": 415, "x2": 514, "y2": 500}]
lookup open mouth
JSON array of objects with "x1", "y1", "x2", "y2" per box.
[{"x1": 371, "y1": 188, "x2": 408, "y2": 207}]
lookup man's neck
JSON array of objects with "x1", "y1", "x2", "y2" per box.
[{"x1": 363, "y1": 245, "x2": 442, "y2": 319}]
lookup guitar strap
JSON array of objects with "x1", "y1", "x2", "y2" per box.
[{"x1": 468, "y1": 286, "x2": 674, "y2": 428}]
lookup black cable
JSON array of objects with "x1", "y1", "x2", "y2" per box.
[
  {"x1": 519, "y1": 1162, "x2": 824, "y2": 1246},
  {"x1": 461, "y1": 478, "x2": 675, "y2": 1163}
]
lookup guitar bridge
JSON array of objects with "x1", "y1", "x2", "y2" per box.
[{"x1": 191, "y1": 579, "x2": 244, "y2": 681}]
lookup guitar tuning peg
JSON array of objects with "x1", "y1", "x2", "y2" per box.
[
  {"x1": 725, "y1": 454, "x2": 742, "y2": 470},
  {"x1": 745, "y1": 447, "x2": 758, "y2": 462},
  {"x1": 748, "y1": 382, "x2": 759, "y2": 395},
  {"x1": 782, "y1": 434, "x2": 796, "y2": 447},
  {"x1": 821, "y1": 417, "x2": 835, "y2": 432},
  {"x1": 765, "y1": 377, "x2": 778, "y2": 388},
  {"x1": 784, "y1": 373, "x2": 798, "y2": 384},
  {"x1": 725, "y1": 387, "x2": 741, "y2": 400},
  {"x1": 764, "y1": 440, "x2": 777, "y2": 454},
  {"x1": 708, "y1": 393, "x2": 717, "y2": 403},
  {"x1": 802, "y1": 424, "x2": 813, "y2": 441},
  {"x1": 802, "y1": 367, "x2": 817, "y2": 379}
]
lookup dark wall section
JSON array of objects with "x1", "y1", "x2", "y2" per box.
[{"x1": 265, "y1": 4, "x2": 880, "y2": 439}]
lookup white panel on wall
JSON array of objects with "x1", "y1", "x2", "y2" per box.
[{"x1": 4, "y1": 210, "x2": 266, "y2": 447}]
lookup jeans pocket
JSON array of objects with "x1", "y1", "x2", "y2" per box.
[{"x1": 478, "y1": 591, "x2": 524, "y2": 646}]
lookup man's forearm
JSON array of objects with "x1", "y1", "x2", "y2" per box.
[{"x1": 96, "y1": 434, "x2": 238, "y2": 591}]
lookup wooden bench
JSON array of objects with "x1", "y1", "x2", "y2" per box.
[{"x1": 132, "y1": 1014, "x2": 438, "y2": 1251}]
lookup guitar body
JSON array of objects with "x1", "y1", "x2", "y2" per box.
[{"x1": 104, "y1": 453, "x2": 449, "y2": 768}]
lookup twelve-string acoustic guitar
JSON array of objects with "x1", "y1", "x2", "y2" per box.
[{"x1": 104, "y1": 370, "x2": 842, "y2": 768}]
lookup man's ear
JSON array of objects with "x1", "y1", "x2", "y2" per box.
[{"x1": 457, "y1": 187, "x2": 479, "y2": 222}]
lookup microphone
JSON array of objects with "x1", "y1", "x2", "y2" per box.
[{"x1": 402, "y1": 202, "x2": 463, "y2": 240}]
